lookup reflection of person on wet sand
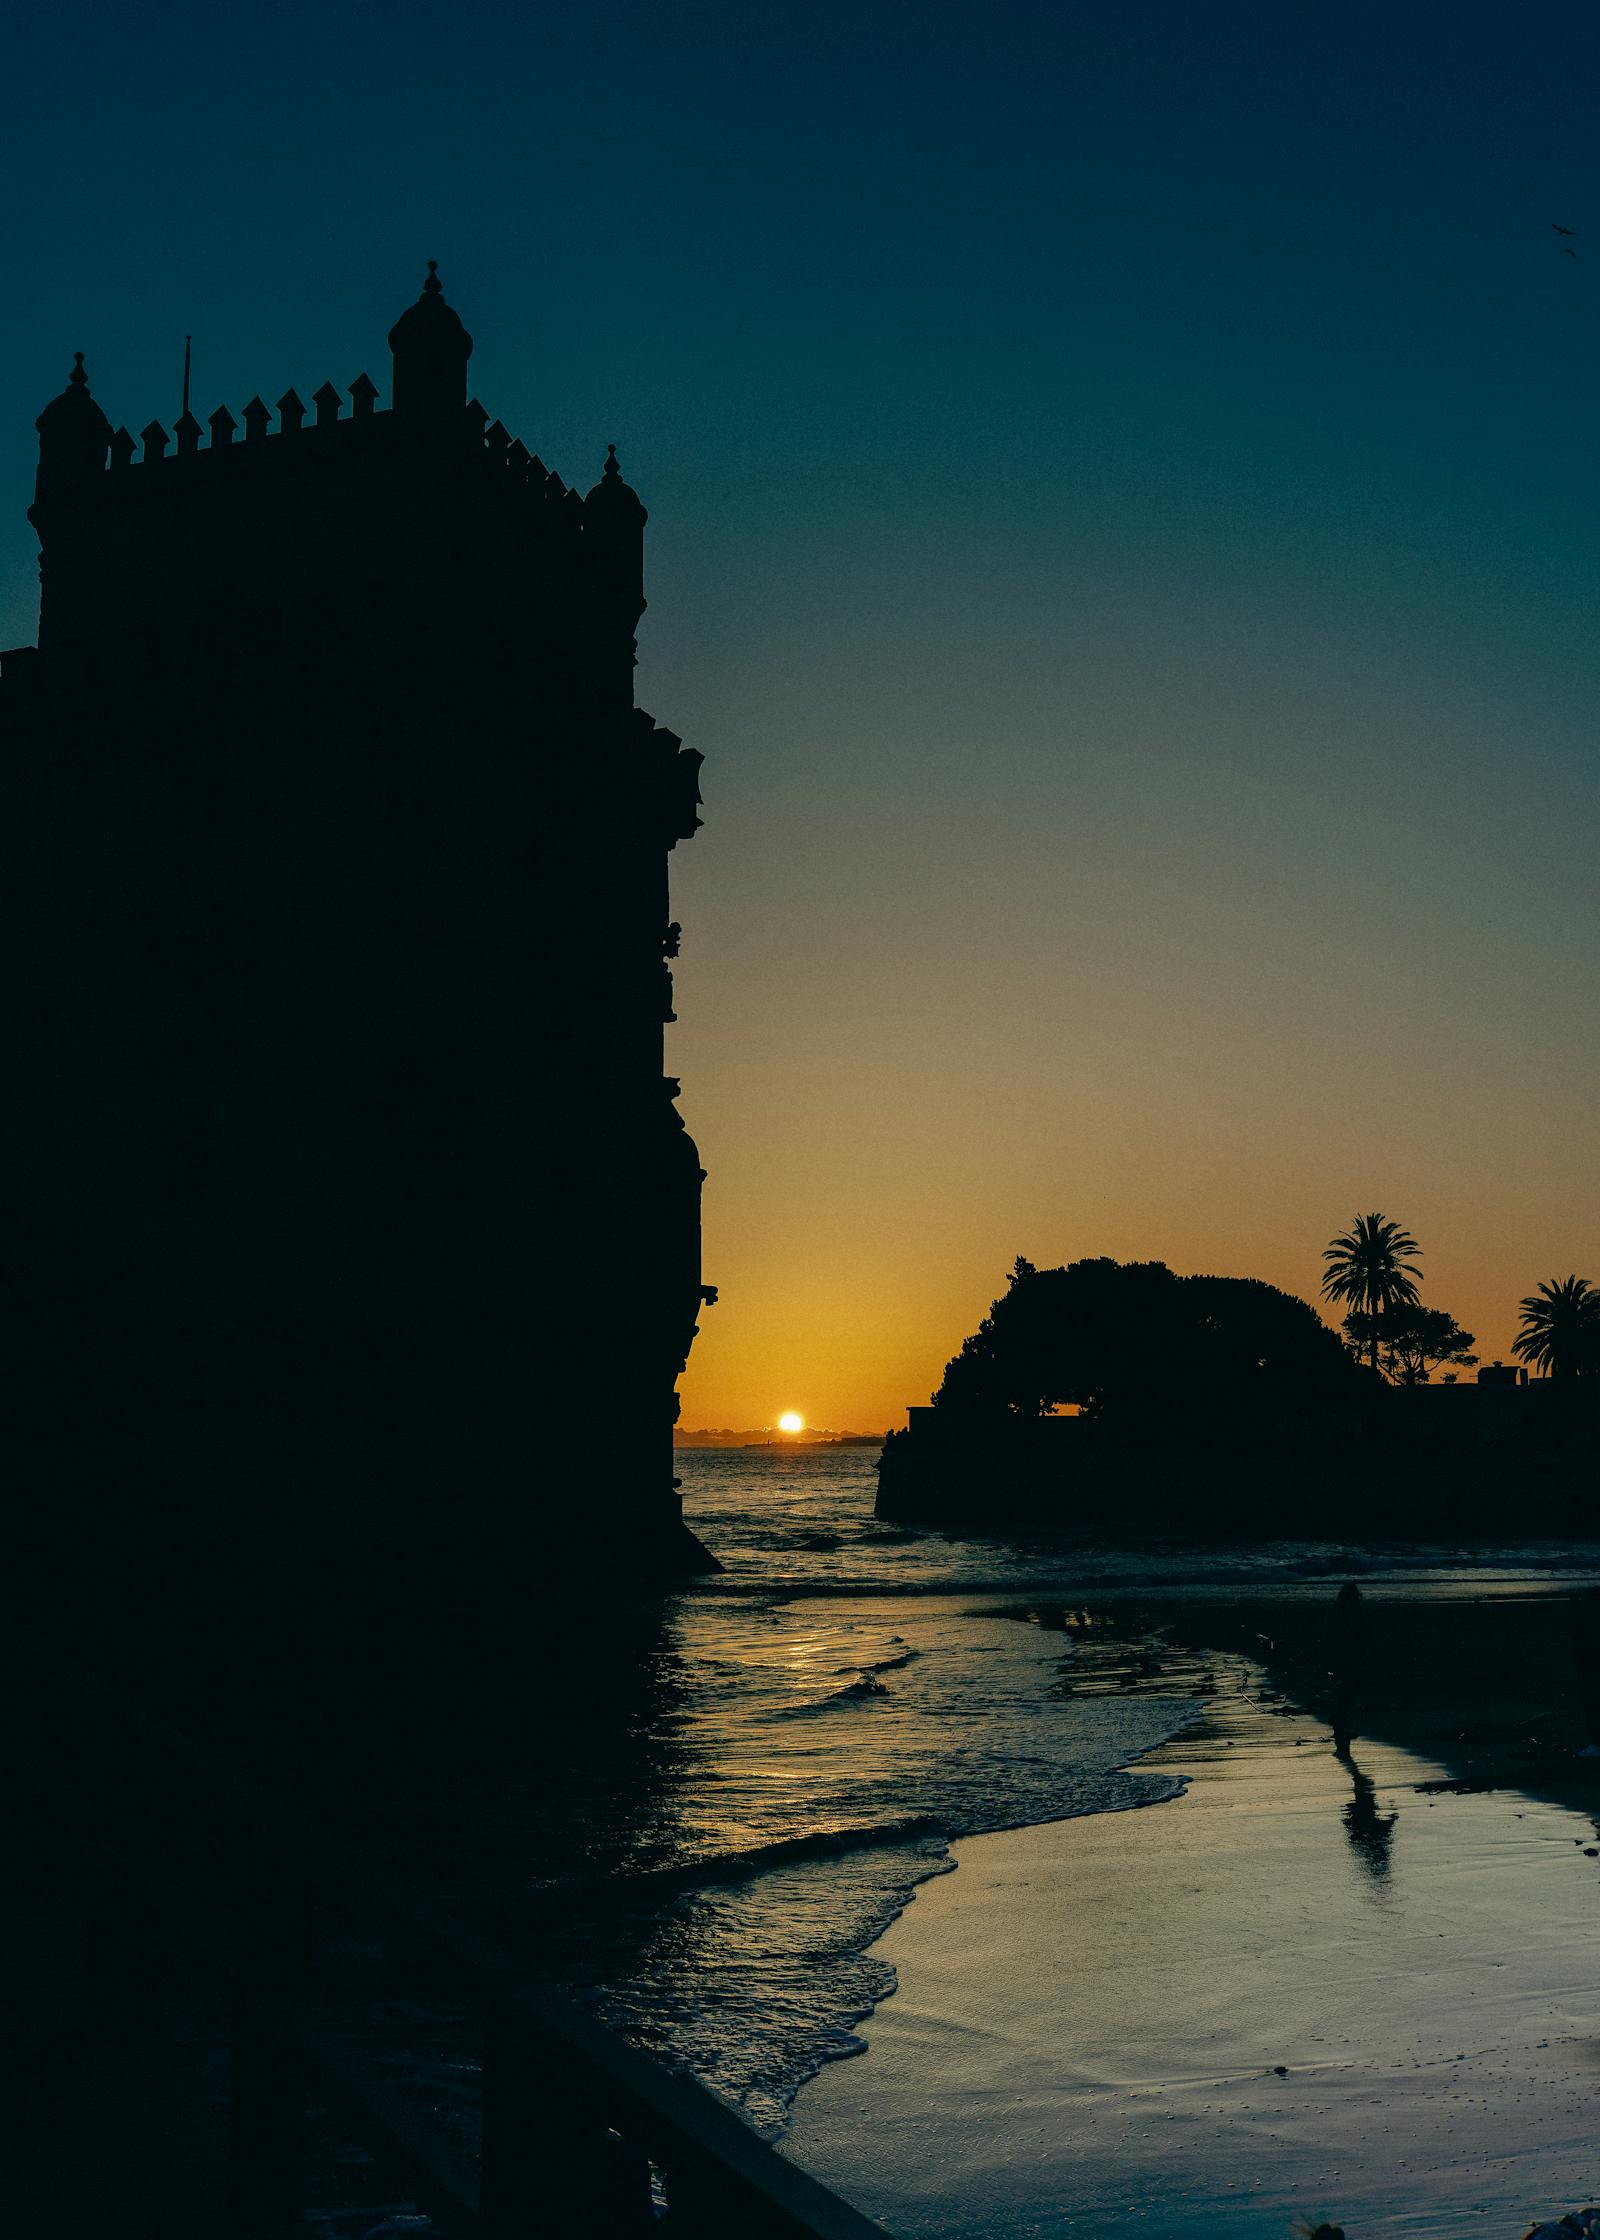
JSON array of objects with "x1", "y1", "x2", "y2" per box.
[
  {"x1": 1327, "y1": 1581, "x2": 1366, "y2": 1757},
  {"x1": 1341, "y1": 1753, "x2": 1398, "y2": 1882},
  {"x1": 1323, "y1": 1584, "x2": 1396, "y2": 1881},
  {"x1": 1573, "y1": 1586, "x2": 1600, "y2": 1749}
]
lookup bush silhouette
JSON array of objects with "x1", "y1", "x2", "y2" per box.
[{"x1": 933, "y1": 1255, "x2": 1357, "y2": 1452}]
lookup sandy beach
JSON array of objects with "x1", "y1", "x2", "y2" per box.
[{"x1": 783, "y1": 1586, "x2": 1600, "y2": 2238}]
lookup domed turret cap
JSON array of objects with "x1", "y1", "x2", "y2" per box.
[
  {"x1": 584, "y1": 443, "x2": 645, "y2": 513},
  {"x1": 37, "y1": 353, "x2": 112, "y2": 439},
  {"x1": 388, "y1": 263, "x2": 474, "y2": 421},
  {"x1": 35, "y1": 353, "x2": 112, "y2": 487},
  {"x1": 582, "y1": 445, "x2": 647, "y2": 611},
  {"x1": 387, "y1": 260, "x2": 474, "y2": 354}
]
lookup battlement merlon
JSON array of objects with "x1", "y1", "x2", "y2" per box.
[{"x1": 25, "y1": 266, "x2": 649, "y2": 656}]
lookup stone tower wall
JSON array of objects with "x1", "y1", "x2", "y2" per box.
[{"x1": 0, "y1": 278, "x2": 712, "y2": 1577}]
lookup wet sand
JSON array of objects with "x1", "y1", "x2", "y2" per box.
[{"x1": 783, "y1": 1587, "x2": 1600, "y2": 2237}]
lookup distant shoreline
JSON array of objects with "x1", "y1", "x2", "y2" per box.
[{"x1": 674, "y1": 1432, "x2": 886, "y2": 1450}]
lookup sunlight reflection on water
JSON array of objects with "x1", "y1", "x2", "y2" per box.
[
  {"x1": 631, "y1": 1451, "x2": 1600, "y2": 2126},
  {"x1": 311, "y1": 1453, "x2": 1600, "y2": 2229}
]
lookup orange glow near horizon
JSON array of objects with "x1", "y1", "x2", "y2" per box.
[
  {"x1": 646, "y1": 246, "x2": 1600, "y2": 1443},
  {"x1": 677, "y1": 1210, "x2": 1576, "y2": 1440},
  {"x1": 668, "y1": 884, "x2": 1598, "y2": 1436},
  {"x1": 777, "y1": 1411, "x2": 805, "y2": 1434}
]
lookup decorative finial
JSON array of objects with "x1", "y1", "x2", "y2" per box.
[
  {"x1": 423, "y1": 260, "x2": 442, "y2": 296},
  {"x1": 604, "y1": 442, "x2": 620, "y2": 479},
  {"x1": 69, "y1": 352, "x2": 88, "y2": 389}
]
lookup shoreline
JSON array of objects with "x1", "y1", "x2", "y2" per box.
[
  {"x1": 781, "y1": 1581, "x2": 1600, "y2": 2236},
  {"x1": 686, "y1": 1541, "x2": 1600, "y2": 1599},
  {"x1": 584, "y1": 1586, "x2": 1205, "y2": 2136}
]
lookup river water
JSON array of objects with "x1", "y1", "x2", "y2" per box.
[
  {"x1": 308, "y1": 1448, "x2": 1600, "y2": 2231},
  {"x1": 567, "y1": 1452, "x2": 1600, "y2": 2132}
]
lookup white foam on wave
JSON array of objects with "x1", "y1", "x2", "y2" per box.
[
  {"x1": 573, "y1": 1453, "x2": 1600, "y2": 2137},
  {"x1": 583, "y1": 1569, "x2": 1203, "y2": 2130}
]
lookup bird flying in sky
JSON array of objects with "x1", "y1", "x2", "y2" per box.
[{"x1": 1553, "y1": 222, "x2": 1577, "y2": 236}]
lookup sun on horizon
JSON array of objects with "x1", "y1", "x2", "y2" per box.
[{"x1": 777, "y1": 1411, "x2": 805, "y2": 1434}]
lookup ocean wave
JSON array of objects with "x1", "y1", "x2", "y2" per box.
[
  {"x1": 589, "y1": 1758, "x2": 1195, "y2": 2135},
  {"x1": 578, "y1": 1556, "x2": 1207, "y2": 2134},
  {"x1": 775, "y1": 1672, "x2": 893, "y2": 1715},
  {"x1": 589, "y1": 1835, "x2": 956, "y2": 2132},
  {"x1": 300, "y1": 1450, "x2": 1600, "y2": 2237},
  {"x1": 532, "y1": 1814, "x2": 946, "y2": 1903}
]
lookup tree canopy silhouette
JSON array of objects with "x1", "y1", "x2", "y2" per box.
[
  {"x1": 1320, "y1": 1213, "x2": 1422, "y2": 1376},
  {"x1": 932, "y1": 1256, "x2": 1357, "y2": 1451},
  {"x1": 1513, "y1": 1276, "x2": 1600, "y2": 1384},
  {"x1": 1340, "y1": 1302, "x2": 1476, "y2": 1386}
]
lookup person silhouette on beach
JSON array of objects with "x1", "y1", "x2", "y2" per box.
[{"x1": 1327, "y1": 1582, "x2": 1366, "y2": 1758}]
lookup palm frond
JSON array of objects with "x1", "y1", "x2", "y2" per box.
[
  {"x1": 1320, "y1": 1212, "x2": 1423, "y2": 1315},
  {"x1": 1513, "y1": 1274, "x2": 1600, "y2": 1378}
]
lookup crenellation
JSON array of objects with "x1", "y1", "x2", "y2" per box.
[
  {"x1": 36, "y1": 353, "x2": 633, "y2": 609},
  {"x1": 23, "y1": 269, "x2": 654, "y2": 685}
]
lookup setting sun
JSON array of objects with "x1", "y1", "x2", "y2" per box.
[{"x1": 777, "y1": 1411, "x2": 805, "y2": 1434}]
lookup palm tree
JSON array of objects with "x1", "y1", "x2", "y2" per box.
[
  {"x1": 1321, "y1": 1213, "x2": 1423, "y2": 1377},
  {"x1": 1513, "y1": 1276, "x2": 1600, "y2": 1383}
]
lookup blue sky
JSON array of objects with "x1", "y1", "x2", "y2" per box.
[{"x1": 5, "y1": 0, "x2": 1598, "y2": 1421}]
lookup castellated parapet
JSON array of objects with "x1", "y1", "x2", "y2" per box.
[{"x1": 0, "y1": 267, "x2": 716, "y2": 1582}]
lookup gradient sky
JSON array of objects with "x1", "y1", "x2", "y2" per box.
[{"x1": 5, "y1": 1, "x2": 1598, "y2": 1430}]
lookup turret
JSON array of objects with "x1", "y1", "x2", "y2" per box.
[
  {"x1": 583, "y1": 444, "x2": 647, "y2": 614},
  {"x1": 387, "y1": 261, "x2": 473, "y2": 425},
  {"x1": 32, "y1": 354, "x2": 111, "y2": 508}
]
